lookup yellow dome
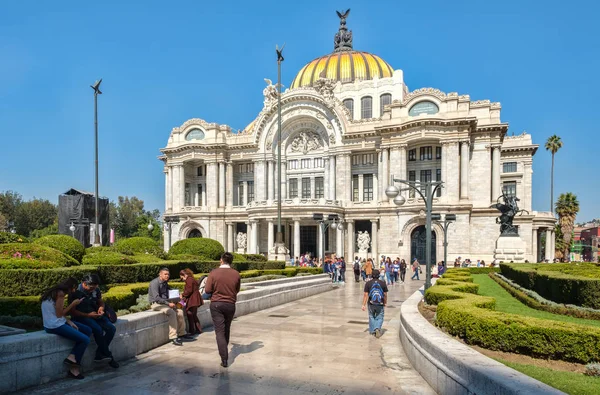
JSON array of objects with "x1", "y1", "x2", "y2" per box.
[{"x1": 291, "y1": 51, "x2": 394, "y2": 89}]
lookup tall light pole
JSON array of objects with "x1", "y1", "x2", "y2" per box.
[
  {"x1": 313, "y1": 214, "x2": 343, "y2": 272},
  {"x1": 432, "y1": 213, "x2": 456, "y2": 270},
  {"x1": 386, "y1": 175, "x2": 443, "y2": 290},
  {"x1": 91, "y1": 79, "x2": 102, "y2": 246}
]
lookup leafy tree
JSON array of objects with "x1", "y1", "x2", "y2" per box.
[
  {"x1": 555, "y1": 192, "x2": 579, "y2": 259},
  {"x1": 30, "y1": 221, "x2": 59, "y2": 239},
  {"x1": 545, "y1": 135, "x2": 563, "y2": 214},
  {"x1": 112, "y1": 197, "x2": 161, "y2": 241},
  {"x1": 0, "y1": 190, "x2": 23, "y2": 224},
  {"x1": 0, "y1": 213, "x2": 6, "y2": 232},
  {"x1": 14, "y1": 198, "x2": 57, "y2": 237}
]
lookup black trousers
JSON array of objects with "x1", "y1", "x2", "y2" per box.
[{"x1": 210, "y1": 302, "x2": 236, "y2": 362}]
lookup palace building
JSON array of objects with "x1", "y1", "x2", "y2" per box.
[{"x1": 159, "y1": 12, "x2": 556, "y2": 263}]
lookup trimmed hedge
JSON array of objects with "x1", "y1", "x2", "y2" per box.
[
  {"x1": 0, "y1": 243, "x2": 79, "y2": 269},
  {"x1": 425, "y1": 271, "x2": 600, "y2": 363},
  {"x1": 243, "y1": 254, "x2": 267, "y2": 262},
  {"x1": 82, "y1": 250, "x2": 139, "y2": 266},
  {"x1": 34, "y1": 235, "x2": 85, "y2": 263},
  {"x1": 114, "y1": 237, "x2": 166, "y2": 259},
  {"x1": 169, "y1": 238, "x2": 224, "y2": 260},
  {"x1": 501, "y1": 263, "x2": 600, "y2": 309},
  {"x1": 0, "y1": 260, "x2": 286, "y2": 297},
  {"x1": 0, "y1": 232, "x2": 29, "y2": 244}
]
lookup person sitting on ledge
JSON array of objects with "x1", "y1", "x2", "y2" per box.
[
  {"x1": 70, "y1": 274, "x2": 119, "y2": 368},
  {"x1": 149, "y1": 267, "x2": 188, "y2": 346},
  {"x1": 41, "y1": 278, "x2": 91, "y2": 380}
]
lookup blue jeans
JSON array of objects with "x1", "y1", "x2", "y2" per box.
[
  {"x1": 45, "y1": 322, "x2": 92, "y2": 363},
  {"x1": 385, "y1": 272, "x2": 392, "y2": 284},
  {"x1": 74, "y1": 315, "x2": 116, "y2": 358},
  {"x1": 411, "y1": 268, "x2": 420, "y2": 280},
  {"x1": 368, "y1": 304, "x2": 384, "y2": 334}
]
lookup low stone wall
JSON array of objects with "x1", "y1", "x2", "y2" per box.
[
  {"x1": 399, "y1": 282, "x2": 565, "y2": 395},
  {"x1": 0, "y1": 276, "x2": 333, "y2": 394}
]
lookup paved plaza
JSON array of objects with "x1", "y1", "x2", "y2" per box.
[{"x1": 23, "y1": 277, "x2": 434, "y2": 395}]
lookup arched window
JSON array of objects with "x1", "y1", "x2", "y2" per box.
[
  {"x1": 379, "y1": 93, "x2": 392, "y2": 116},
  {"x1": 343, "y1": 98, "x2": 354, "y2": 120},
  {"x1": 185, "y1": 128, "x2": 205, "y2": 141},
  {"x1": 361, "y1": 96, "x2": 372, "y2": 119}
]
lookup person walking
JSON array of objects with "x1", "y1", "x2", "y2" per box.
[
  {"x1": 400, "y1": 259, "x2": 407, "y2": 283},
  {"x1": 411, "y1": 258, "x2": 420, "y2": 280},
  {"x1": 205, "y1": 252, "x2": 241, "y2": 368},
  {"x1": 361, "y1": 269, "x2": 388, "y2": 338},
  {"x1": 392, "y1": 259, "x2": 400, "y2": 284},
  {"x1": 385, "y1": 257, "x2": 393, "y2": 285},
  {"x1": 353, "y1": 257, "x2": 361, "y2": 282},
  {"x1": 365, "y1": 258, "x2": 373, "y2": 279},
  {"x1": 179, "y1": 269, "x2": 203, "y2": 337},
  {"x1": 70, "y1": 274, "x2": 119, "y2": 368},
  {"x1": 41, "y1": 278, "x2": 92, "y2": 379},
  {"x1": 339, "y1": 257, "x2": 346, "y2": 283},
  {"x1": 149, "y1": 268, "x2": 187, "y2": 346}
]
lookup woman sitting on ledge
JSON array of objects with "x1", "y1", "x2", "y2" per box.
[{"x1": 40, "y1": 278, "x2": 92, "y2": 380}]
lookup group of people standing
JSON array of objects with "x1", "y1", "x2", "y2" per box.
[
  {"x1": 350, "y1": 256, "x2": 409, "y2": 285},
  {"x1": 41, "y1": 252, "x2": 241, "y2": 380}
]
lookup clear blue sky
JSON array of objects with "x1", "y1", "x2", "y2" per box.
[{"x1": 1, "y1": 0, "x2": 598, "y2": 221}]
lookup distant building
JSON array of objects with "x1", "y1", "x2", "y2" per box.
[
  {"x1": 159, "y1": 12, "x2": 555, "y2": 263},
  {"x1": 580, "y1": 226, "x2": 600, "y2": 262}
]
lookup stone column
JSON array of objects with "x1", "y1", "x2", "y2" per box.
[
  {"x1": 377, "y1": 149, "x2": 384, "y2": 202},
  {"x1": 523, "y1": 161, "x2": 533, "y2": 211},
  {"x1": 347, "y1": 220, "x2": 355, "y2": 261},
  {"x1": 282, "y1": 161, "x2": 287, "y2": 199},
  {"x1": 243, "y1": 181, "x2": 248, "y2": 206},
  {"x1": 371, "y1": 219, "x2": 378, "y2": 261},
  {"x1": 491, "y1": 146, "x2": 501, "y2": 203},
  {"x1": 226, "y1": 162, "x2": 234, "y2": 207},
  {"x1": 227, "y1": 223, "x2": 234, "y2": 252},
  {"x1": 358, "y1": 174, "x2": 364, "y2": 202},
  {"x1": 202, "y1": 183, "x2": 207, "y2": 206},
  {"x1": 460, "y1": 141, "x2": 470, "y2": 200},
  {"x1": 336, "y1": 226, "x2": 343, "y2": 257},
  {"x1": 252, "y1": 221, "x2": 260, "y2": 254},
  {"x1": 310, "y1": 176, "x2": 316, "y2": 199},
  {"x1": 165, "y1": 166, "x2": 172, "y2": 212},
  {"x1": 532, "y1": 228, "x2": 538, "y2": 262},
  {"x1": 545, "y1": 228, "x2": 552, "y2": 261},
  {"x1": 267, "y1": 219, "x2": 274, "y2": 252},
  {"x1": 219, "y1": 162, "x2": 226, "y2": 207},
  {"x1": 284, "y1": 220, "x2": 290, "y2": 248},
  {"x1": 179, "y1": 164, "x2": 186, "y2": 209},
  {"x1": 268, "y1": 161, "x2": 274, "y2": 201},
  {"x1": 294, "y1": 219, "x2": 301, "y2": 259},
  {"x1": 324, "y1": 158, "x2": 330, "y2": 199},
  {"x1": 329, "y1": 156, "x2": 336, "y2": 199},
  {"x1": 345, "y1": 155, "x2": 352, "y2": 204},
  {"x1": 551, "y1": 230, "x2": 556, "y2": 261},
  {"x1": 389, "y1": 147, "x2": 402, "y2": 198},
  {"x1": 441, "y1": 143, "x2": 448, "y2": 201},
  {"x1": 254, "y1": 160, "x2": 264, "y2": 201},
  {"x1": 382, "y1": 149, "x2": 389, "y2": 200},
  {"x1": 194, "y1": 186, "x2": 199, "y2": 206},
  {"x1": 373, "y1": 173, "x2": 378, "y2": 203},
  {"x1": 206, "y1": 163, "x2": 218, "y2": 208},
  {"x1": 317, "y1": 224, "x2": 323, "y2": 260}
]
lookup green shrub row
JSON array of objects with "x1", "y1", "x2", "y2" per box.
[
  {"x1": 82, "y1": 250, "x2": 139, "y2": 266},
  {"x1": 425, "y1": 271, "x2": 600, "y2": 364},
  {"x1": 489, "y1": 272, "x2": 600, "y2": 321},
  {"x1": 1, "y1": 266, "x2": 310, "y2": 316},
  {"x1": 0, "y1": 243, "x2": 79, "y2": 269},
  {"x1": 169, "y1": 238, "x2": 224, "y2": 260},
  {"x1": 0, "y1": 260, "x2": 286, "y2": 297},
  {"x1": 0, "y1": 232, "x2": 29, "y2": 244},
  {"x1": 34, "y1": 235, "x2": 86, "y2": 263},
  {"x1": 500, "y1": 263, "x2": 600, "y2": 309}
]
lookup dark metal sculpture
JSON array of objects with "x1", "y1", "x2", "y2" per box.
[
  {"x1": 491, "y1": 194, "x2": 529, "y2": 236},
  {"x1": 334, "y1": 9, "x2": 353, "y2": 52}
]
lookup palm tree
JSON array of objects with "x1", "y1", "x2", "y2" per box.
[
  {"x1": 555, "y1": 192, "x2": 579, "y2": 259},
  {"x1": 545, "y1": 135, "x2": 563, "y2": 214}
]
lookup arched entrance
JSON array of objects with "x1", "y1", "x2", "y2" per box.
[
  {"x1": 410, "y1": 226, "x2": 436, "y2": 265},
  {"x1": 188, "y1": 229, "x2": 202, "y2": 238}
]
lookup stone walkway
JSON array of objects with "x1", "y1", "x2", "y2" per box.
[{"x1": 24, "y1": 276, "x2": 435, "y2": 395}]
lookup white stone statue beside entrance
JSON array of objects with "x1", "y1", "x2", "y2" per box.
[
  {"x1": 236, "y1": 232, "x2": 247, "y2": 253},
  {"x1": 356, "y1": 231, "x2": 371, "y2": 260}
]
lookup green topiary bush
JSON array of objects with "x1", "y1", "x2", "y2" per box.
[
  {"x1": 114, "y1": 237, "x2": 163, "y2": 256},
  {"x1": 34, "y1": 235, "x2": 85, "y2": 263},
  {"x1": 82, "y1": 250, "x2": 139, "y2": 266},
  {"x1": 0, "y1": 243, "x2": 79, "y2": 269},
  {"x1": 169, "y1": 238, "x2": 225, "y2": 260},
  {"x1": 0, "y1": 232, "x2": 29, "y2": 244},
  {"x1": 243, "y1": 254, "x2": 267, "y2": 262},
  {"x1": 425, "y1": 272, "x2": 600, "y2": 364},
  {"x1": 232, "y1": 252, "x2": 246, "y2": 261}
]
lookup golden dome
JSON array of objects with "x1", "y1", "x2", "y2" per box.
[{"x1": 290, "y1": 51, "x2": 394, "y2": 89}]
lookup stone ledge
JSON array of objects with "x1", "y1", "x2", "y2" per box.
[
  {"x1": 399, "y1": 282, "x2": 565, "y2": 395},
  {"x1": 0, "y1": 277, "x2": 334, "y2": 394}
]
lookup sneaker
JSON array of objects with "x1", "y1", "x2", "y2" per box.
[
  {"x1": 94, "y1": 355, "x2": 111, "y2": 362},
  {"x1": 375, "y1": 328, "x2": 382, "y2": 338},
  {"x1": 221, "y1": 360, "x2": 228, "y2": 368},
  {"x1": 172, "y1": 338, "x2": 183, "y2": 346},
  {"x1": 108, "y1": 358, "x2": 120, "y2": 369},
  {"x1": 182, "y1": 334, "x2": 195, "y2": 341}
]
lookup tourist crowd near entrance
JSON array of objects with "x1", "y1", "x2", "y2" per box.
[{"x1": 159, "y1": 11, "x2": 555, "y2": 265}]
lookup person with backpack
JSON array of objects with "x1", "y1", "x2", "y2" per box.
[
  {"x1": 353, "y1": 257, "x2": 361, "y2": 282},
  {"x1": 361, "y1": 269, "x2": 388, "y2": 338}
]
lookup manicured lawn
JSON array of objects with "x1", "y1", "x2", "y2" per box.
[
  {"x1": 494, "y1": 358, "x2": 599, "y2": 395},
  {"x1": 472, "y1": 274, "x2": 600, "y2": 328}
]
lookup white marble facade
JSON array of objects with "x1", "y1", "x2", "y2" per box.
[{"x1": 159, "y1": 20, "x2": 555, "y2": 264}]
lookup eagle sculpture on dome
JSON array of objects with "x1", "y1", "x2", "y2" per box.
[{"x1": 334, "y1": 9, "x2": 353, "y2": 52}]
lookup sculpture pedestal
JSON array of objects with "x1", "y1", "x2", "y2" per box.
[
  {"x1": 268, "y1": 242, "x2": 290, "y2": 262},
  {"x1": 494, "y1": 235, "x2": 526, "y2": 263},
  {"x1": 237, "y1": 248, "x2": 246, "y2": 254},
  {"x1": 357, "y1": 251, "x2": 369, "y2": 261}
]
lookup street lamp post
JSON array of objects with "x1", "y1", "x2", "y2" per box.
[
  {"x1": 91, "y1": 79, "x2": 102, "y2": 247},
  {"x1": 385, "y1": 175, "x2": 443, "y2": 291},
  {"x1": 313, "y1": 214, "x2": 343, "y2": 272},
  {"x1": 432, "y1": 214, "x2": 456, "y2": 270},
  {"x1": 69, "y1": 222, "x2": 76, "y2": 238},
  {"x1": 163, "y1": 216, "x2": 180, "y2": 250}
]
